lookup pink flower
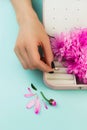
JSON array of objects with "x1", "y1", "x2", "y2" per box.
[
  {"x1": 24, "y1": 85, "x2": 57, "y2": 114},
  {"x1": 50, "y1": 28, "x2": 87, "y2": 84}
]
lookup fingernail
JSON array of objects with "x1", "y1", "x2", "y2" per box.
[
  {"x1": 49, "y1": 71, "x2": 54, "y2": 73},
  {"x1": 51, "y1": 61, "x2": 55, "y2": 68}
]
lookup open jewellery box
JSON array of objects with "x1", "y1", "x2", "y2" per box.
[{"x1": 43, "y1": 0, "x2": 87, "y2": 89}]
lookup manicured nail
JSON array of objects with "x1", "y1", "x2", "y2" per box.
[
  {"x1": 49, "y1": 71, "x2": 54, "y2": 73},
  {"x1": 51, "y1": 61, "x2": 55, "y2": 68}
]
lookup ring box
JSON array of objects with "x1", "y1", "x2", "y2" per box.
[
  {"x1": 43, "y1": 0, "x2": 87, "y2": 89},
  {"x1": 43, "y1": 61, "x2": 87, "y2": 89}
]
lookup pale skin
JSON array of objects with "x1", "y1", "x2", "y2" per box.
[{"x1": 11, "y1": 0, "x2": 54, "y2": 72}]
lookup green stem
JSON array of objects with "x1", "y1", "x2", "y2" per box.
[{"x1": 40, "y1": 91, "x2": 49, "y2": 102}]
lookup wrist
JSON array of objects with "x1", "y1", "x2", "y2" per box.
[{"x1": 16, "y1": 7, "x2": 38, "y2": 26}]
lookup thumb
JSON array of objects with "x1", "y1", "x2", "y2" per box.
[{"x1": 37, "y1": 60, "x2": 54, "y2": 73}]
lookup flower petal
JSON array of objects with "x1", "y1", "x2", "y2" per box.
[
  {"x1": 26, "y1": 99, "x2": 35, "y2": 109},
  {"x1": 34, "y1": 96, "x2": 41, "y2": 114},
  {"x1": 42, "y1": 100, "x2": 48, "y2": 109},
  {"x1": 28, "y1": 87, "x2": 32, "y2": 93},
  {"x1": 24, "y1": 93, "x2": 35, "y2": 98}
]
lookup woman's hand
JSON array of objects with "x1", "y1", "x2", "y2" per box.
[
  {"x1": 11, "y1": 0, "x2": 54, "y2": 72},
  {"x1": 14, "y1": 16, "x2": 54, "y2": 72}
]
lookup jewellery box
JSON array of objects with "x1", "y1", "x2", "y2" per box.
[{"x1": 43, "y1": 0, "x2": 87, "y2": 89}]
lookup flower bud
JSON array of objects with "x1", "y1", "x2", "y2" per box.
[{"x1": 49, "y1": 99, "x2": 57, "y2": 106}]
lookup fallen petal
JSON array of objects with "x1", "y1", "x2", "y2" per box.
[
  {"x1": 26, "y1": 99, "x2": 35, "y2": 109},
  {"x1": 28, "y1": 87, "x2": 32, "y2": 93},
  {"x1": 24, "y1": 93, "x2": 35, "y2": 98},
  {"x1": 34, "y1": 96, "x2": 41, "y2": 114},
  {"x1": 42, "y1": 100, "x2": 48, "y2": 109}
]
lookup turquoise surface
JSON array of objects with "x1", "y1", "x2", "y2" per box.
[{"x1": 0, "y1": 1, "x2": 87, "y2": 130}]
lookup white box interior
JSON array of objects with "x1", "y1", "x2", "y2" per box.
[{"x1": 43, "y1": 0, "x2": 87, "y2": 36}]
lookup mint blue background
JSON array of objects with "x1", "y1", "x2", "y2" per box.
[{"x1": 0, "y1": 1, "x2": 87, "y2": 130}]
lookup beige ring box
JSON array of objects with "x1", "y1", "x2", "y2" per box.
[{"x1": 43, "y1": 0, "x2": 87, "y2": 89}]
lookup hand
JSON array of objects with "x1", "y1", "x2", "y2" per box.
[{"x1": 14, "y1": 16, "x2": 54, "y2": 72}]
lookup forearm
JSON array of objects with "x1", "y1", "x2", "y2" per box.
[{"x1": 11, "y1": 0, "x2": 38, "y2": 25}]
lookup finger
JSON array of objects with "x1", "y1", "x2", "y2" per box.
[
  {"x1": 40, "y1": 56, "x2": 46, "y2": 63},
  {"x1": 37, "y1": 60, "x2": 54, "y2": 72},
  {"x1": 42, "y1": 36, "x2": 54, "y2": 66},
  {"x1": 14, "y1": 48, "x2": 28, "y2": 69},
  {"x1": 26, "y1": 45, "x2": 53, "y2": 72},
  {"x1": 25, "y1": 45, "x2": 41, "y2": 65},
  {"x1": 19, "y1": 47, "x2": 32, "y2": 68}
]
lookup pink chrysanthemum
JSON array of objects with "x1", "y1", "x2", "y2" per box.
[{"x1": 50, "y1": 28, "x2": 87, "y2": 84}]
